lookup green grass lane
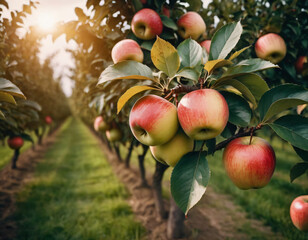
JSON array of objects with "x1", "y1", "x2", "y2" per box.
[{"x1": 14, "y1": 118, "x2": 145, "y2": 240}]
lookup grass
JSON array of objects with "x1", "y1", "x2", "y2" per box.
[
  {"x1": 121, "y1": 134, "x2": 308, "y2": 240},
  {"x1": 13, "y1": 118, "x2": 145, "y2": 240},
  {"x1": 0, "y1": 127, "x2": 50, "y2": 170}
]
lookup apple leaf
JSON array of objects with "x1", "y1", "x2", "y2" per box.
[
  {"x1": 213, "y1": 79, "x2": 257, "y2": 107},
  {"x1": 175, "y1": 68, "x2": 199, "y2": 82},
  {"x1": 177, "y1": 39, "x2": 203, "y2": 69},
  {"x1": 221, "y1": 91, "x2": 252, "y2": 127},
  {"x1": 258, "y1": 84, "x2": 308, "y2": 122},
  {"x1": 233, "y1": 74, "x2": 269, "y2": 101},
  {"x1": 290, "y1": 162, "x2": 308, "y2": 183},
  {"x1": 228, "y1": 46, "x2": 250, "y2": 61},
  {"x1": 97, "y1": 61, "x2": 155, "y2": 85},
  {"x1": 20, "y1": 133, "x2": 34, "y2": 143},
  {"x1": 160, "y1": 15, "x2": 178, "y2": 30},
  {"x1": 209, "y1": 21, "x2": 242, "y2": 60},
  {"x1": 293, "y1": 146, "x2": 308, "y2": 162},
  {"x1": 0, "y1": 78, "x2": 25, "y2": 99},
  {"x1": 117, "y1": 85, "x2": 159, "y2": 114},
  {"x1": 204, "y1": 59, "x2": 233, "y2": 75},
  {"x1": 151, "y1": 37, "x2": 180, "y2": 77},
  {"x1": 171, "y1": 151, "x2": 210, "y2": 215},
  {"x1": 269, "y1": 115, "x2": 308, "y2": 151},
  {"x1": 222, "y1": 59, "x2": 279, "y2": 78},
  {"x1": 0, "y1": 92, "x2": 16, "y2": 105},
  {"x1": 18, "y1": 100, "x2": 42, "y2": 112}
]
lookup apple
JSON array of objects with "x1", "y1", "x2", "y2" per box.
[
  {"x1": 45, "y1": 116, "x2": 52, "y2": 125},
  {"x1": 111, "y1": 39, "x2": 144, "y2": 64},
  {"x1": 223, "y1": 136, "x2": 276, "y2": 190},
  {"x1": 7, "y1": 136, "x2": 24, "y2": 150},
  {"x1": 295, "y1": 56, "x2": 307, "y2": 74},
  {"x1": 162, "y1": 5, "x2": 170, "y2": 18},
  {"x1": 106, "y1": 128, "x2": 122, "y2": 142},
  {"x1": 177, "y1": 89, "x2": 229, "y2": 140},
  {"x1": 131, "y1": 8, "x2": 163, "y2": 40},
  {"x1": 150, "y1": 130, "x2": 194, "y2": 167},
  {"x1": 290, "y1": 195, "x2": 308, "y2": 231},
  {"x1": 94, "y1": 116, "x2": 109, "y2": 132},
  {"x1": 129, "y1": 94, "x2": 179, "y2": 146},
  {"x1": 255, "y1": 33, "x2": 287, "y2": 64},
  {"x1": 200, "y1": 40, "x2": 211, "y2": 54},
  {"x1": 177, "y1": 12, "x2": 206, "y2": 40}
]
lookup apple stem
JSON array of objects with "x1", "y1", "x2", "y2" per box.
[
  {"x1": 249, "y1": 127, "x2": 254, "y2": 145},
  {"x1": 215, "y1": 124, "x2": 263, "y2": 152}
]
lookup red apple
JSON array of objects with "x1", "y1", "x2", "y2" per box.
[
  {"x1": 131, "y1": 8, "x2": 163, "y2": 40},
  {"x1": 255, "y1": 33, "x2": 287, "y2": 64},
  {"x1": 106, "y1": 128, "x2": 122, "y2": 142},
  {"x1": 200, "y1": 40, "x2": 211, "y2": 54},
  {"x1": 111, "y1": 39, "x2": 144, "y2": 64},
  {"x1": 223, "y1": 136, "x2": 276, "y2": 190},
  {"x1": 290, "y1": 195, "x2": 308, "y2": 231},
  {"x1": 94, "y1": 116, "x2": 109, "y2": 132},
  {"x1": 45, "y1": 116, "x2": 52, "y2": 125},
  {"x1": 162, "y1": 5, "x2": 170, "y2": 18},
  {"x1": 129, "y1": 95, "x2": 179, "y2": 146},
  {"x1": 295, "y1": 56, "x2": 307, "y2": 74},
  {"x1": 177, "y1": 89, "x2": 229, "y2": 140},
  {"x1": 7, "y1": 136, "x2": 24, "y2": 150},
  {"x1": 177, "y1": 12, "x2": 206, "y2": 40},
  {"x1": 150, "y1": 130, "x2": 194, "y2": 167}
]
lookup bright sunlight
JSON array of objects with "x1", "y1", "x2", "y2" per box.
[{"x1": 36, "y1": 13, "x2": 56, "y2": 32}]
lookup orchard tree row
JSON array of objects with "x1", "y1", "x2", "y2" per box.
[
  {"x1": 0, "y1": 1, "x2": 70, "y2": 168},
  {"x1": 56, "y1": 0, "x2": 308, "y2": 238}
]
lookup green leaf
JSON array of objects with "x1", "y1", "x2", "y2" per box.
[
  {"x1": 293, "y1": 146, "x2": 308, "y2": 162},
  {"x1": 209, "y1": 22, "x2": 242, "y2": 60},
  {"x1": 0, "y1": 78, "x2": 25, "y2": 99},
  {"x1": 258, "y1": 84, "x2": 308, "y2": 122},
  {"x1": 222, "y1": 59, "x2": 279, "y2": 78},
  {"x1": 19, "y1": 100, "x2": 42, "y2": 112},
  {"x1": 213, "y1": 79, "x2": 256, "y2": 107},
  {"x1": 117, "y1": 86, "x2": 159, "y2": 114},
  {"x1": 160, "y1": 15, "x2": 178, "y2": 30},
  {"x1": 234, "y1": 74, "x2": 269, "y2": 101},
  {"x1": 20, "y1": 133, "x2": 33, "y2": 143},
  {"x1": 290, "y1": 162, "x2": 308, "y2": 183},
  {"x1": 228, "y1": 46, "x2": 250, "y2": 61},
  {"x1": 97, "y1": 61, "x2": 155, "y2": 85},
  {"x1": 205, "y1": 138, "x2": 216, "y2": 155},
  {"x1": 0, "y1": 92, "x2": 16, "y2": 104},
  {"x1": 221, "y1": 91, "x2": 252, "y2": 127},
  {"x1": 204, "y1": 59, "x2": 233, "y2": 75},
  {"x1": 0, "y1": 110, "x2": 5, "y2": 119},
  {"x1": 177, "y1": 39, "x2": 202, "y2": 68},
  {"x1": 175, "y1": 68, "x2": 199, "y2": 82},
  {"x1": 171, "y1": 151, "x2": 210, "y2": 215},
  {"x1": 151, "y1": 37, "x2": 180, "y2": 77},
  {"x1": 269, "y1": 115, "x2": 308, "y2": 151}
]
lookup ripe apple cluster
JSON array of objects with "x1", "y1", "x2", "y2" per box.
[
  {"x1": 129, "y1": 89, "x2": 229, "y2": 167},
  {"x1": 111, "y1": 9, "x2": 207, "y2": 64},
  {"x1": 93, "y1": 116, "x2": 122, "y2": 142}
]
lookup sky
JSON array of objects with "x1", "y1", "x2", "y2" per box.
[{"x1": 2, "y1": 0, "x2": 88, "y2": 97}]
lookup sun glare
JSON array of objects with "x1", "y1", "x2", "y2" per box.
[{"x1": 37, "y1": 14, "x2": 56, "y2": 32}]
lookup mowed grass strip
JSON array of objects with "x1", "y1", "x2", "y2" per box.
[{"x1": 14, "y1": 118, "x2": 145, "y2": 240}]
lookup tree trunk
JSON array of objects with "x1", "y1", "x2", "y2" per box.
[
  {"x1": 152, "y1": 161, "x2": 169, "y2": 220},
  {"x1": 125, "y1": 140, "x2": 134, "y2": 168},
  {"x1": 11, "y1": 148, "x2": 20, "y2": 169},
  {"x1": 167, "y1": 197, "x2": 186, "y2": 239},
  {"x1": 138, "y1": 145, "x2": 149, "y2": 187},
  {"x1": 113, "y1": 143, "x2": 122, "y2": 162}
]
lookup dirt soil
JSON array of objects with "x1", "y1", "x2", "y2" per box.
[
  {"x1": 94, "y1": 134, "x2": 284, "y2": 240},
  {"x1": 0, "y1": 130, "x2": 59, "y2": 240}
]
